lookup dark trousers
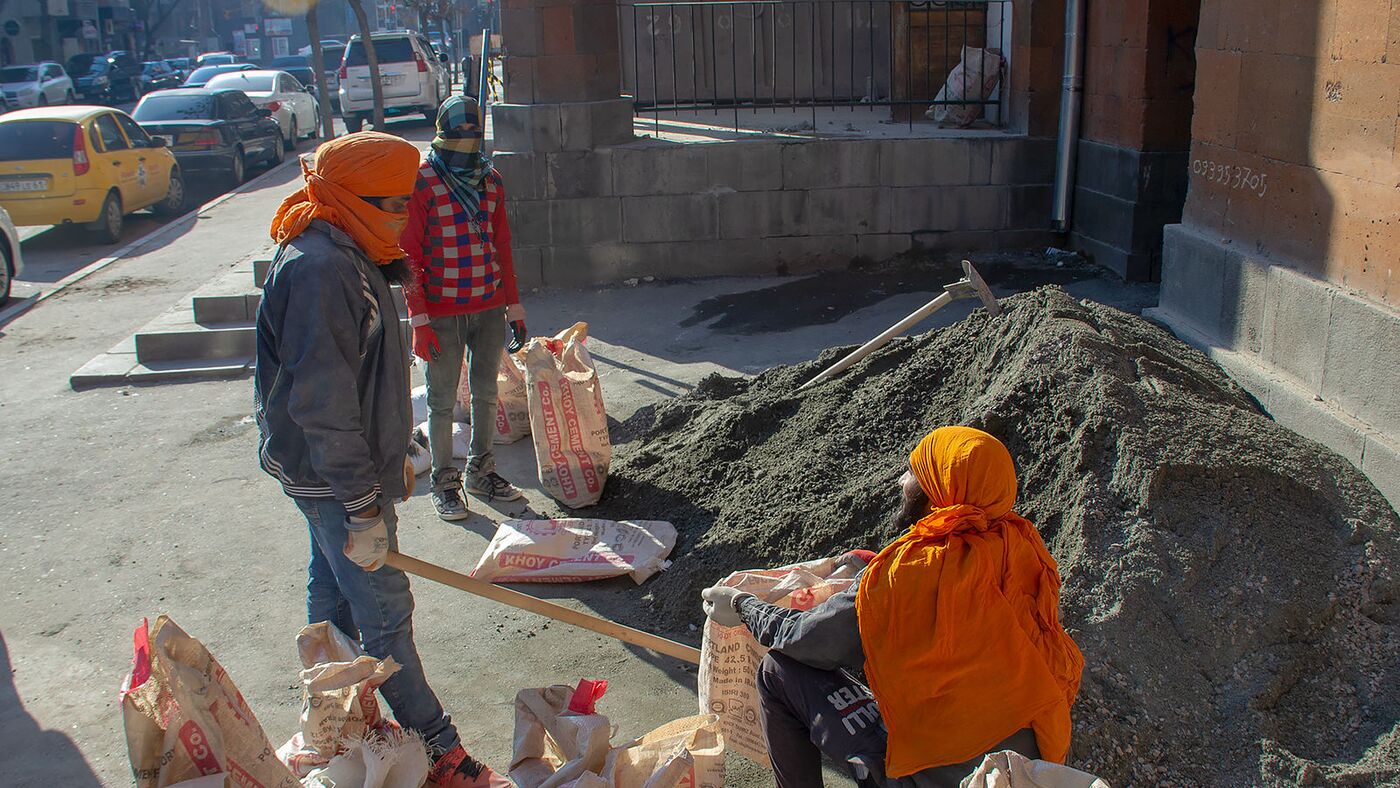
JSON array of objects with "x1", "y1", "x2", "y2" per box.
[{"x1": 756, "y1": 652, "x2": 1040, "y2": 788}]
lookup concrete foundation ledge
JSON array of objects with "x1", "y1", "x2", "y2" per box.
[{"x1": 1150, "y1": 223, "x2": 1400, "y2": 510}]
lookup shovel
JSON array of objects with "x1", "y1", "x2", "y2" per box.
[
  {"x1": 385, "y1": 551, "x2": 702, "y2": 665},
  {"x1": 798, "y1": 260, "x2": 1000, "y2": 391}
]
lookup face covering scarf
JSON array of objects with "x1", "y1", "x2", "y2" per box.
[
  {"x1": 427, "y1": 95, "x2": 494, "y2": 219},
  {"x1": 269, "y1": 131, "x2": 420, "y2": 264}
]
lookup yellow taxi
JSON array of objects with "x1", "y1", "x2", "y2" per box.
[{"x1": 0, "y1": 105, "x2": 185, "y2": 242}]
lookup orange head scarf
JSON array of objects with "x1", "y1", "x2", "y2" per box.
[
  {"x1": 856, "y1": 426, "x2": 1084, "y2": 776},
  {"x1": 269, "y1": 131, "x2": 421, "y2": 264}
]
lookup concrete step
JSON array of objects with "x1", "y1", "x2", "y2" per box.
[
  {"x1": 254, "y1": 256, "x2": 272, "y2": 289},
  {"x1": 193, "y1": 292, "x2": 262, "y2": 324},
  {"x1": 136, "y1": 323, "x2": 255, "y2": 364}
]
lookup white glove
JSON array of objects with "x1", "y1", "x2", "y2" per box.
[
  {"x1": 344, "y1": 512, "x2": 389, "y2": 571},
  {"x1": 701, "y1": 586, "x2": 754, "y2": 628}
]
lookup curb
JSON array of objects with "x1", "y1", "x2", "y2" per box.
[{"x1": 0, "y1": 153, "x2": 301, "y2": 328}]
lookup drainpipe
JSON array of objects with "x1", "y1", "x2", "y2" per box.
[{"x1": 1051, "y1": 0, "x2": 1086, "y2": 232}]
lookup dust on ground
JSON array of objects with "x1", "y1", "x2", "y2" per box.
[{"x1": 588, "y1": 287, "x2": 1400, "y2": 786}]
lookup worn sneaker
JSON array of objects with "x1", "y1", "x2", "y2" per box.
[
  {"x1": 430, "y1": 468, "x2": 469, "y2": 521},
  {"x1": 428, "y1": 744, "x2": 510, "y2": 788},
  {"x1": 466, "y1": 471, "x2": 524, "y2": 502}
]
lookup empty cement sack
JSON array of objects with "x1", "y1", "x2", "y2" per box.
[
  {"x1": 959, "y1": 750, "x2": 1110, "y2": 788},
  {"x1": 302, "y1": 728, "x2": 432, "y2": 788},
  {"x1": 121, "y1": 615, "x2": 301, "y2": 788},
  {"x1": 276, "y1": 621, "x2": 400, "y2": 778},
  {"x1": 524, "y1": 323, "x2": 610, "y2": 507},
  {"x1": 510, "y1": 682, "x2": 615, "y2": 787},
  {"x1": 471, "y1": 518, "x2": 677, "y2": 584},
  {"x1": 927, "y1": 46, "x2": 1004, "y2": 127},
  {"x1": 456, "y1": 348, "x2": 532, "y2": 445},
  {"x1": 606, "y1": 714, "x2": 724, "y2": 788},
  {"x1": 698, "y1": 556, "x2": 859, "y2": 767}
]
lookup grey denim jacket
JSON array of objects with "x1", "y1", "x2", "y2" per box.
[{"x1": 254, "y1": 220, "x2": 411, "y2": 513}]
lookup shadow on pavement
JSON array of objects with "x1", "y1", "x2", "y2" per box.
[{"x1": 0, "y1": 632, "x2": 104, "y2": 787}]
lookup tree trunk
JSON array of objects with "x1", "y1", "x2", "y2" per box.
[
  {"x1": 347, "y1": 0, "x2": 385, "y2": 129},
  {"x1": 306, "y1": 3, "x2": 336, "y2": 139}
]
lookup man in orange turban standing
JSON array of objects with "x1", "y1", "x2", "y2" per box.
[
  {"x1": 256, "y1": 132, "x2": 508, "y2": 788},
  {"x1": 703, "y1": 426, "x2": 1084, "y2": 787}
]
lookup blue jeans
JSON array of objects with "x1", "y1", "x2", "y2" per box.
[
  {"x1": 295, "y1": 497, "x2": 460, "y2": 753},
  {"x1": 424, "y1": 307, "x2": 507, "y2": 478}
]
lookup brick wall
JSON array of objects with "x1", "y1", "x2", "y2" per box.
[{"x1": 1184, "y1": 0, "x2": 1398, "y2": 306}]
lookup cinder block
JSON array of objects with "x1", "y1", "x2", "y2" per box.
[
  {"x1": 574, "y1": 4, "x2": 619, "y2": 56},
  {"x1": 491, "y1": 104, "x2": 533, "y2": 151},
  {"x1": 511, "y1": 246, "x2": 545, "y2": 290},
  {"x1": 886, "y1": 186, "x2": 1006, "y2": 233},
  {"x1": 1360, "y1": 431, "x2": 1400, "y2": 512},
  {"x1": 542, "y1": 243, "x2": 672, "y2": 287},
  {"x1": 589, "y1": 98, "x2": 635, "y2": 147},
  {"x1": 135, "y1": 326, "x2": 256, "y2": 364},
  {"x1": 1219, "y1": 254, "x2": 1270, "y2": 357},
  {"x1": 1262, "y1": 265, "x2": 1333, "y2": 393},
  {"x1": 621, "y1": 194, "x2": 716, "y2": 242},
  {"x1": 530, "y1": 103, "x2": 563, "y2": 152},
  {"x1": 612, "y1": 144, "x2": 709, "y2": 195},
  {"x1": 782, "y1": 140, "x2": 881, "y2": 189},
  {"x1": 673, "y1": 239, "x2": 777, "y2": 277},
  {"x1": 1321, "y1": 288, "x2": 1400, "y2": 438},
  {"x1": 253, "y1": 257, "x2": 273, "y2": 288},
  {"x1": 502, "y1": 57, "x2": 535, "y2": 104},
  {"x1": 717, "y1": 190, "x2": 808, "y2": 239},
  {"x1": 1263, "y1": 375, "x2": 1367, "y2": 466},
  {"x1": 192, "y1": 293, "x2": 252, "y2": 324},
  {"x1": 856, "y1": 233, "x2": 914, "y2": 263},
  {"x1": 540, "y1": 5, "x2": 576, "y2": 55},
  {"x1": 502, "y1": 7, "x2": 542, "y2": 57},
  {"x1": 806, "y1": 187, "x2": 886, "y2": 234},
  {"x1": 706, "y1": 142, "x2": 783, "y2": 191},
  {"x1": 1158, "y1": 224, "x2": 1230, "y2": 341},
  {"x1": 545, "y1": 150, "x2": 612, "y2": 198},
  {"x1": 506, "y1": 199, "x2": 552, "y2": 246},
  {"x1": 767, "y1": 235, "x2": 859, "y2": 274},
  {"x1": 1006, "y1": 185, "x2": 1053, "y2": 228},
  {"x1": 491, "y1": 152, "x2": 544, "y2": 200},
  {"x1": 550, "y1": 197, "x2": 623, "y2": 245},
  {"x1": 879, "y1": 139, "x2": 975, "y2": 187}
]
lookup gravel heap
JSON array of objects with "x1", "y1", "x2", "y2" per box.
[{"x1": 591, "y1": 287, "x2": 1400, "y2": 786}]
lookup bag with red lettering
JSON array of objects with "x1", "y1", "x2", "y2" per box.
[
  {"x1": 698, "y1": 555, "x2": 864, "y2": 767},
  {"x1": 121, "y1": 615, "x2": 301, "y2": 788},
  {"x1": 471, "y1": 518, "x2": 677, "y2": 584},
  {"x1": 456, "y1": 349, "x2": 532, "y2": 445},
  {"x1": 523, "y1": 322, "x2": 610, "y2": 508}
]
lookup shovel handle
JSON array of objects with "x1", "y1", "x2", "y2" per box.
[{"x1": 385, "y1": 551, "x2": 702, "y2": 665}]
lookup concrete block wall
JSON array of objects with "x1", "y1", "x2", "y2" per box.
[{"x1": 498, "y1": 135, "x2": 1058, "y2": 286}]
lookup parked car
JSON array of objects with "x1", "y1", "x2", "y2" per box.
[
  {"x1": 268, "y1": 56, "x2": 321, "y2": 98},
  {"x1": 69, "y1": 58, "x2": 125, "y2": 103},
  {"x1": 338, "y1": 30, "x2": 448, "y2": 132},
  {"x1": 204, "y1": 70, "x2": 319, "y2": 151},
  {"x1": 0, "y1": 205, "x2": 23, "y2": 305},
  {"x1": 196, "y1": 52, "x2": 238, "y2": 67},
  {"x1": 0, "y1": 106, "x2": 185, "y2": 242},
  {"x1": 164, "y1": 57, "x2": 192, "y2": 80},
  {"x1": 132, "y1": 88, "x2": 283, "y2": 186},
  {"x1": 288, "y1": 44, "x2": 345, "y2": 110},
  {"x1": 182, "y1": 63, "x2": 256, "y2": 88},
  {"x1": 104, "y1": 51, "x2": 143, "y2": 101},
  {"x1": 1, "y1": 63, "x2": 74, "y2": 108},
  {"x1": 139, "y1": 61, "x2": 182, "y2": 93}
]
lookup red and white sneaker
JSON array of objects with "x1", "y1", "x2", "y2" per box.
[{"x1": 427, "y1": 745, "x2": 511, "y2": 788}]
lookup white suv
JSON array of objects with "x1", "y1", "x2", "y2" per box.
[{"x1": 338, "y1": 31, "x2": 448, "y2": 132}]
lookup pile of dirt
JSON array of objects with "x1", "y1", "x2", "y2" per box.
[{"x1": 591, "y1": 287, "x2": 1400, "y2": 785}]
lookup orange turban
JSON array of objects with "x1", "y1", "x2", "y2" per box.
[
  {"x1": 270, "y1": 131, "x2": 421, "y2": 264},
  {"x1": 856, "y1": 426, "x2": 1084, "y2": 776}
]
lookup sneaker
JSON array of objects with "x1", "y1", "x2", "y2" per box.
[
  {"x1": 466, "y1": 471, "x2": 524, "y2": 502},
  {"x1": 428, "y1": 744, "x2": 510, "y2": 788},
  {"x1": 430, "y1": 468, "x2": 469, "y2": 521}
]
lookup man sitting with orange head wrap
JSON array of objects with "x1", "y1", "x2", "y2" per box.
[{"x1": 702, "y1": 426, "x2": 1085, "y2": 787}]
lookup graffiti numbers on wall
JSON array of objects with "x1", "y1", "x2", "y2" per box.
[{"x1": 1192, "y1": 159, "x2": 1268, "y2": 197}]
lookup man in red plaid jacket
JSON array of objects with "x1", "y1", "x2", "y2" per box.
[{"x1": 402, "y1": 96, "x2": 526, "y2": 522}]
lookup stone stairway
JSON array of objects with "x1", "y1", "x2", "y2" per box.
[{"x1": 70, "y1": 255, "x2": 407, "y2": 388}]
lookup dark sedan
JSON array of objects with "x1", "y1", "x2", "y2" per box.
[{"x1": 132, "y1": 88, "x2": 284, "y2": 185}]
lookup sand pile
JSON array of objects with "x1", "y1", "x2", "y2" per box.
[{"x1": 592, "y1": 287, "x2": 1400, "y2": 785}]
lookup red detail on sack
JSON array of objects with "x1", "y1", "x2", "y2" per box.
[
  {"x1": 555, "y1": 372, "x2": 599, "y2": 493},
  {"x1": 178, "y1": 720, "x2": 223, "y2": 775},
  {"x1": 535, "y1": 381, "x2": 577, "y2": 500},
  {"x1": 495, "y1": 401, "x2": 510, "y2": 436},
  {"x1": 567, "y1": 678, "x2": 608, "y2": 714},
  {"x1": 226, "y1": 758, "x2": 267, "y2": 788},
  {"x1": 124, "y1": 618, "x2": 152, "y2": 696}
]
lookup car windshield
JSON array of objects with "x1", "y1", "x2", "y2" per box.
[
  {"x1": 0, "y1": 121, "x2": 76, "y2": 161},
  {"x1": 201, "y1": 54, "x2": 234, "y2": 65},
  {"x1": 270, "y1": 56, "x2": 306, "y2": 68},
  {"x1": 344, "y1": 37, "x2": 414, "y2": 66},
  {"x1": 0, "y1": 66, "x2": 38, "y2": 83},
  {"x1": 133, "y1": 94, "x2": 214, "y2": 121},
  {"x1": 205, "y1": 73, "x2": 274, "y2": 91}
]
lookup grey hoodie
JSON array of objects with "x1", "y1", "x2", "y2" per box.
[{"x1": 254, "y1": 220, "x2": 411, "y2": 513}]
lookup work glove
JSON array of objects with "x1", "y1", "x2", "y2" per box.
[
  {"x1": 402, "y1": 456, "x2": 416, "y2": 502},
  {"x1": 344, "y1": 511, "x2": 389, "y2": 572},
  {"x1": 701, "y1": 585, "x2": 754, "y2": 629},
  {"x1": 412, "y1": 324, "x2": 441, "y2": 362}
]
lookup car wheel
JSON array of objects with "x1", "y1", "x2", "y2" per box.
[
  {"x1": 65, "y1": 90, "x2": 74, "y2": 104},
  {"x1": 284, "y1": 116, "x2": 297, "y2": 151},
  {"x1": 90, "y1": 191, "x2": 123, "y2": 244},
  {"x1": 229, "y1": 148, "x2": 246, "y2": 185},
  {"x1": 344, "y1": 114, "x2": 364, "y2": 133},
  {"x1": 0, "y1": 245, "x2": 12, "y2": 306},
  {"x1": 153, "y1": 169, "x2": 185, "y2": 217},
  {"x1": 37, "y1": 94, "x2": 47, "y2": 106},
  {"x1": 270, "y1": 138, "x2": 286, "y2": 165}
]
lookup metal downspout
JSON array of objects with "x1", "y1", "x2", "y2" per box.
[{"x1": 1051, "y1": 0, "x2": 1087, "y2": 232}]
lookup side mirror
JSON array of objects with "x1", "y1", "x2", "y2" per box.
[
  {"x1": 255, "y1": 107, "x2": 273, "y2": 118},
  {"x1": 148, "y1": 136, "x2": 168, "y2": 148}
]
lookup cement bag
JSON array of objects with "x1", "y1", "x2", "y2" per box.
[
  {"x1": 276, "y1": 622, "x2": 400, "y2": 778},
  {"x1": 407, "y1": 437, "x2": 432, "y2": 477},
  {"x1": 302, "y1": 728, "x2": 432, "y2": 788},
  {"x1": 416, "y1": 419, "x2": 470, "y2": 459},
  {"x1": 510, "y1": 681, "x2": 614, "y2": 788},
  {"x1": 493, "y1": 349, "x2": 531, "y2": 444},
  {"x1": 121, "y1": 615, "x2": 301, "y2": 788},
  {"x1": 928, "y1": 46, "x2": 1004, "y2": 127},
  {"x1": 698, "y1": 556, "x2": 861, "y2": 767},
  {"x1": 412, "y1": 384, "x2": 467, "y2": 424},
  {"x1": 471, "y1": 519, "x2": 677, "y2": 585},
  {"x1": 959, "y1": 750, "x2": 1110, "y2": 788},
  {"x1": 604, "y1": 714, "x2": 724, "y2": 788},
  {"x1": 524, "y1": 323, "x2": 610, "y2": 507}
]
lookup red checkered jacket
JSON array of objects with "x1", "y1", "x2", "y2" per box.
[{"x1": 402, "y1": 162, "x2": 519, "y2": 319}]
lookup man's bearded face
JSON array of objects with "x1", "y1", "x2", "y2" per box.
[{"x1": 891, "y1": 467, "x2": 929, "y2": 530}]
